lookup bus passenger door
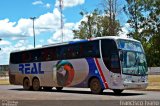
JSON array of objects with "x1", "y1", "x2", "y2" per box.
[
  {"x1": 110, "y1": 52, "x2": 121, "y2": 74},
  {"x1": 110, "y1": 52, "x2": 122, "y2": 87},
  {"x1": 101, "y1": 39, "x2": 121, "y2": 88}
]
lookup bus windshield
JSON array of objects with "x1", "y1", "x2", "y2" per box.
[{"x1": 118, "y1": 39, "x2": 148, "y2": 76}]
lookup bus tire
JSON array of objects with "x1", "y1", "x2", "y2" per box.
[
  {"x1": 23, "y1": 78, "x2": 31, "y2": 90},
  {"x1": 56, "y1": 87, "x2": 63, "y2": 91},
  {"x1": 89, "y1": 78, "x2": 103, "y2": 94},
  {"x1": 32, "y1": 78, "x2": 41, "y2": 91},
  {"x1": 43, "y1": 87, "x2": 53, "y2": 91},
  {"x1": 113, "y1": 89, "x2": 123, "y2": 95}
]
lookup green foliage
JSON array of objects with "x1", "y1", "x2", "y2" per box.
[
  {"x1": 124, "y1": 0, "x2": 160, "y2": 66},
  {"x1": 73, "y1": 9, "x2": 121, "y2": 39}
]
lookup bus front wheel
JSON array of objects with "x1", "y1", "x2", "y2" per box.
[
  {"x1": 23, "y1": 78, "x2": 31, "y2": 90},
  {"x1": 89, "y1": 78, "x2": 103, "y2": 94},
  {"x1": 113, "y1": 89, "x2": 123, "y2": 95},
  {"x1": 32, "y1": 78, "x2": 41, "y2": 91}
]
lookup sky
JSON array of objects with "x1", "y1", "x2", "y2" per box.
[{"x1": 0, "y1": 0, "x2": 128, "y2": 65}]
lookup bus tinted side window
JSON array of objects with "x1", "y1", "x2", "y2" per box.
[
  {"x1": 101, "y1": 39, "x2": 120, "y2": 73},
  {"x1": 56, "y1": 41, "x2": 100, "y2": 60},
  {"x1": 57, "y1": 44, "x2": 81, "y2": 60},
  {"x1": 21, "y1": 51, "x2": 31, "y2": 63},
  {"x1": 31, "y1": 50, "x2": 41, "y2": 62},
  {"x1": 82, "y1": 41, "x2": 100, "y2": 58},
  {"x1": 111, "y1": 52, "x2": 120, "y2": 73},
  {"x1": 10, "y1": 40, "x2": 100, "y2": 64},
  {"x1": 41, "y1": 48, "x2": 56, "y2": 61},
  {"x1": 61, "y1": 46, "x2": 68, "y2": 59},
  {"x1": 10, "y1": 53, "x2": 20, "y2": 64}
]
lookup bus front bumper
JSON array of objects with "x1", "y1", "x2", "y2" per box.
[{"x1": 123, "y1": 82, "x2": 148, "y2": 89}]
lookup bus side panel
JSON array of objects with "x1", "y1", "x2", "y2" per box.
[
  {"x1": 9, "y1": 59, "x2": 90, "y2": 88},
  {"x1": 40, "y1": 61, "x2": 58, "y2": 87},
  {"x1": 9, "y1": 62, "x2": 54, "y2": 87},
  {"x1": 97, "y1": 57, "x2": 125, "y2": 89},
  {"x1": 9, "y1": 64, "x2": 31, "y2": 86},
  {"x1": 72, "y1": 58, "x2": 105, "y2": 89},
  {"x1": 29, "y1": 59, "x2": 90, "y2": 87},
  {"x1": 9, "y1": 58, "x2": 106, "y2": 89},
  {"x1": 65, "y1": 59, "x2": 89, "y2": 87},
  {"x1": 95, "y1": 58, "x2": 110, "y2": 89},
  {"x1": 86, "y1": 58, "x2": 105, "y2": 89}
]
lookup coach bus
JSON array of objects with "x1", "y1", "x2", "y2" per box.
[{"x1": 9, "y1": 36, "x2": 148, "y2": 94}]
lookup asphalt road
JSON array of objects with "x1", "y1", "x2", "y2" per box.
[{"x1": 0, "y1": 85, "x2": 160, "y2": 106}]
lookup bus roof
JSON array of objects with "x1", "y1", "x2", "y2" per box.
[
  {"x1": 92, "y1": 36, "x2": 140, "y2": 42},
  {"x1": 11, "y1": 36, "x2": 140, "y2": 53}
]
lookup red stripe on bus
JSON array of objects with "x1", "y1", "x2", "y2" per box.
[{"x1": 95, "y1": 58, "x2": 109, "y2": 89}]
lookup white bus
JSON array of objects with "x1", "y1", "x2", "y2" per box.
[{"x1": 9, "y1": 36, "x2": 148, "y2": 94}]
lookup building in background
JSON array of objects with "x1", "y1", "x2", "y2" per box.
[{"x1": 0, "y1": 65, "x2": 9, "y2": 77}]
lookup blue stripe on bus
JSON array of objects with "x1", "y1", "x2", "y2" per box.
[
  {"x1": 74, "y1": 58, "x2": 105, "y2": 89},
  {"x1": 69, "y1": 40, "x2": 88, "y2": 44},
  {"x1": 86, "y1": 58, "x2": 105, "y2": 89},
  {"x1": 72, "y1": 58, "x2": 105, "y2": 89}
]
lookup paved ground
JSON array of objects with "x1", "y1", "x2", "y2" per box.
[{"x1": 0, "y1": 85, "x2": 160, "y2": 106}]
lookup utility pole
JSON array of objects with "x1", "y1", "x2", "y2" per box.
[
  {"x1": 30, "y1": 17, "x2": 36, "y2": 48},
  {"x1": 59, "y1": 0, "x2": 64, "y2": 42}
]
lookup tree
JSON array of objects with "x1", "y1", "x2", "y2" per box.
[
  {"x1": 102, "y1": 0, "x2": 119, "y2": 36},
  {"x1": 124, "y1": 0, "x2": 160, "y2": 66},
  {"x1": 123, "y1": 0, "x2": 143, "y2": 40},
  {"x1": 143, "y1": 0, "x2": 160, "y2": 66},
  {"x1": 73, "y1": 9, "x2": 121, "y2": 39},
  {"x1": 101, "y1": 0, "x2": 125, "y2": 36}
]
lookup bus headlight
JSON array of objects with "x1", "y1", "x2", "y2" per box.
[{"x1": 123, "y1": 75, "x2": 132, "y2": 83}]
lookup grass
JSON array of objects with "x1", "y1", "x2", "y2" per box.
[
  {"x1": 0, "y1": 79, "x2": 9, "y2": 85},
  {"x1": 146, "y1": 75, "x2": 160, "y2": 90},
  {"x1": 0, "y1": 75, "x2": 160, "y2": 90}
]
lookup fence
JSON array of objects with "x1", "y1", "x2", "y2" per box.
[{"x1": 148, "y1": 67, "x2": 160, "y2": 75}]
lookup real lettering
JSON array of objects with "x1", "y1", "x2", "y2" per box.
[
  {"x1": 25, "y1": 64, "x2": 30, "y2": 74},
  {"x1": 38, "y1": 63, "x2": 44, "y2": 74},
  {"x1": 19, "y1": 64, "x2": 24, "y2": 74},
  {"x1": 31, "y1": 63, "x2": 38, "y2": 74},
  {"x1": 18, "y1": 63, "x2": 44, "y2": 74}
]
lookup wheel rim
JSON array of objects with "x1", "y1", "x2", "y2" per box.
[
  {"x1": 90, "y1": 78, "x2": 102, "y2": 94},
  {"x1": 33, "y1": 79, "x2": 40, "y2": 91},
  {"x1": 91, "y1": 80, "x2": 99, "y2": 91}
]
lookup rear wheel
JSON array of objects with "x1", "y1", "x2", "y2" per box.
[
  {"x1": 113, "y1": 89, "x2": 123, "y2": 95},
  {"x1": 32, "y1": 78, "x2": 41, "y2": 91},
  {"x1": 56, "y1": 87, "x2": 63, "y2": 91},
  {"x1": 23, "y1": 78, "x2": 31, "y2": 90},
  {"x1": 89, "y1": 78, "x2": 103, "y2": 94}
]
